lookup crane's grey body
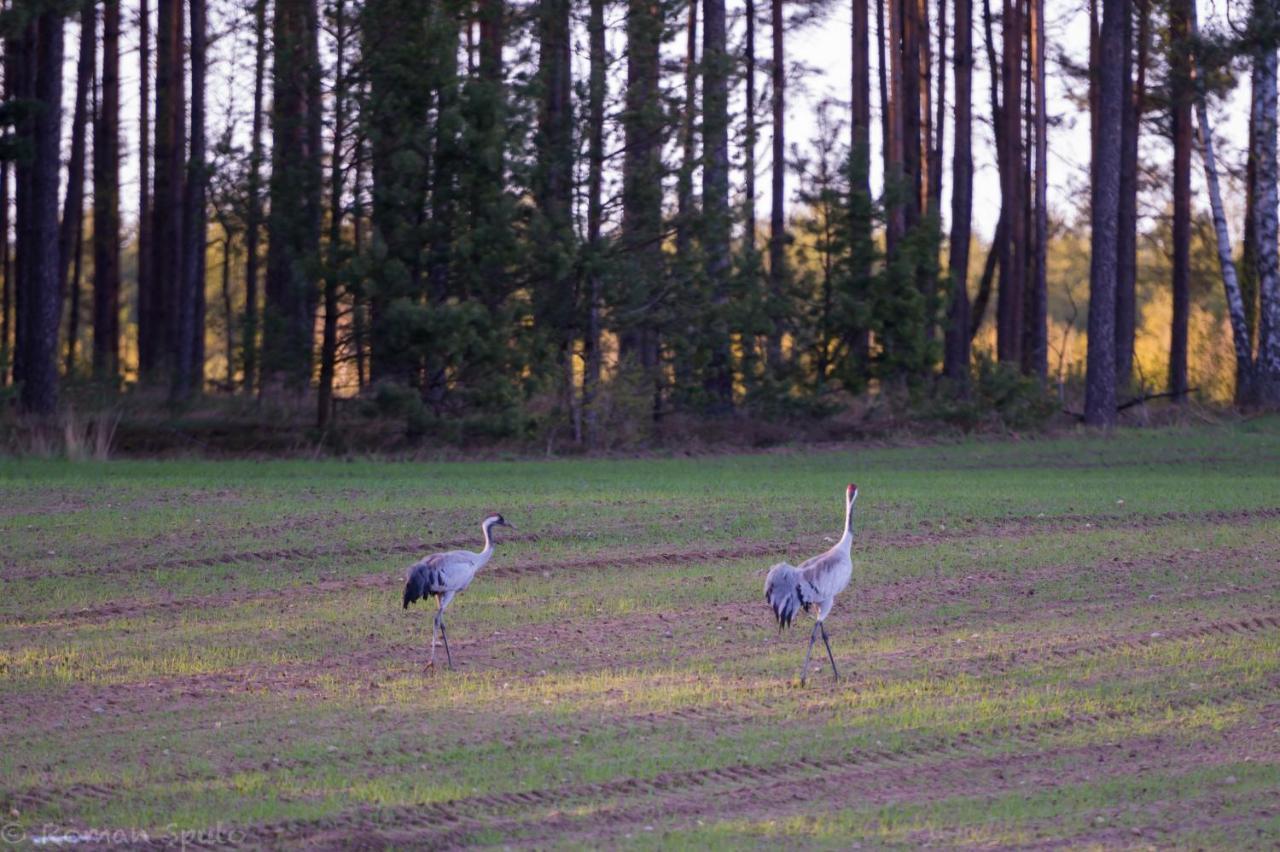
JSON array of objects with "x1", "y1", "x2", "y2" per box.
[
  {"x1": 765, "y1": 484, "x2": 858, "y2": 685},
  {"x1": 403, "y1": 513, "x2": 511, "y2": 669}
]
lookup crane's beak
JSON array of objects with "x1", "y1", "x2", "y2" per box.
[{"x1": 501, "y1": 520, "x2": 516, "y2": 531}]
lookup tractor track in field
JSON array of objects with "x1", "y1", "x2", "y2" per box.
[
  {"x1": 7, "y1": 615, "x2": 1277, "y2": 818},
  {"x1": 6, "y1": 503, "x2": 1278, "y2": 595},
  {"x1": 213, "y1": 692, "x2": 1280, "y2": 848},
  {"x1": 8, "y1": 505, "x2": 1279, "y2": 628}
]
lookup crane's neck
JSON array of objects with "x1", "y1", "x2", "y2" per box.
[
  {"x1": 477, "y1": 520, "x2": 496, "y2": 562},
  {"x1": 838, "y1": 499, "x2": 856, "y2": 549}
]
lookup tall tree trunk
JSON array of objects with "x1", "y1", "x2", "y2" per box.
[
  {"x1": 0, "y1": 155, "x2": 9, "y2": 385},
  {"x1": 996, "y1": 0, "x2": 1024, "y2": 365},
  {"x1": 175, "y1": 0, "x2": 208, "y2": 401},
  {"x1": 243, "y1": 0, "x2": 268, "y2": 393},
  {"x1": 137, "y1": 0, "x2": 152, "y2": 380},
  {"x1": 1168, "y1": 0, "x2": 1190, "y2": 400},
  {"x1": 264, "y1": 0, "x2": 323, "y2": 390},
  {"x1": 1248, "y1": 0, "x2": 1280, "y2": 405},
  {"x1": 877, "y1": 0, "x2": 890, "y2": 223},
  {"x1": 1190, "y1": 2, "x2": 1254, "y2": 400},
  {"x1": 931, "y1": 0, "x2": 946, "y2": 214},
  {"x1": 703, "y1": 0, "x2": 733, "y2": 411},
  {"x1": 1085, "y1": 0, "x2": 1127, "y2": 426},
  {"x1": 583, "y1": 0, "x2": 605, "y2": 444},
  {"x1": 18, "y1": 12, "x2": 64, "y2": 415},
  {"x1": 744, "y1": 0, "x2": 758, "y2": 250},
  {"x1": 1025, "y1": 0, "x2": 1046, "y2": 380},
  {"x1": 148, "y1": 0, "x2": 185, "y2": 382},
  {"x1": 93, "y1": 0, "x2": 122, "y2": 379},
  {"x1": 351, "y1": 130, "x2": 367, "y2": 391},
  {"x1": 319, "y1": 0, "x2": 350, "y2": 430},
  {"x1": 886, "y1": 0, "x2": 905, "y2": 248},
  {"x1": 10, "y1": 23, "x2": 29, "y2": 389},
  {"x1": 60, "y1": 1, "x2": 94, "y2": 376},
  {"x1": 766, "y1": 0, "x2": 786, "y2": 367},
  {"x1": 536, "y1": 0, "x2": 576, "y2": 432},
  {"x1": 850, "y1": 0, "x2": 872, "y2": 373},
  {"x1": 1115, "y1": 0, "x2": 1145, "y2": 388},
  {"x1": 676, "y1": 0, "x2": 697, "y2": 258},
  {"x1": 620, "y1": 0, "x2": 664, "y2": 414},
  {"x1": 945, "y1": 0, "x2": 973, "y2": 381}
]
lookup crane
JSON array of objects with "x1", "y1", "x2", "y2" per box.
[
  {"x1": 764, "y1": 484, "x2": 858, "y2": 686},
  {"x1": 403, "y1": 512, "x2": 513, "y2": 669}
]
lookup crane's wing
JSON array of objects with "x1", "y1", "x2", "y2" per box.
[
  {"x1": 764, "y1": 561, "x2": 822, "y2": 628},
  {"x1": 795, "y1": 548, "x2": 851, "y2": 602},
  {"x1": 403, "y1": 552, "x2": 478, "y2": 609}
]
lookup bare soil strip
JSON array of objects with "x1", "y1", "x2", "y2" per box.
[
  {"x1": 219, "y1": 695, "x2": 1280, "y2": 848},
  {"x1": 7, "y1": 616, "x2": 1275, "y2": 819},
  {"x1": 9, "y1": 505, "x2": 1278, "y2": 628}
]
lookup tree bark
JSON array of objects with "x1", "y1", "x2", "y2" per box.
[
  {"x1": 745, "y1": 0, "x2": 758, "y2": 250},
  {"x1": 18, "y1": 12, "x2": 64, "y2": 415},
  {"x1": 931, "y1": 0, "x2": 946, "y2": 215},
  {"x1": 175, "y1": 0, "x2": 208, "y2": 401},
  {"x1": 1085, "y1": 0, "x2": 1127, "y2": 426},
  {"x1": 243, "y1": 0, "x2": 268, "y2": 393},
  {"x1": 60, "y1": 1, "x2": 95, "y2": 375},
  {"x1": 147, "y1": 0, "x2": 185, "y2": 382},
  {"x1": 767, "y1": 0, "x2": 786, "y2": 367},
  {"x1": 1169, "y1": 0, "x2": 1190, "y2": 400},
  {"x1": 1115, "y1": 0, "x2": 1147, "y2": 386},
  {"x1": 945, "y1": 0, "x2": 973, "y2": 381},
  {"x1": 676, "y1": 0, "x2": 697, "y2": 259},
  {"x1": 264, "y1": 0, "x2": 323, "y2": 390},
  {"x1": 137, "y1": 0, "x2": 152, "y2": 380},
  {"x1": 583, "y1": 0, "x2": 605, "y2": 444},
  {"x1": 1248, "y1": 0, "x2": 1280, "y2": 405},
  {"x1": 93, "y1": 0, "x2": 122, "y2": 379},
  {"x1": 1190, "y1": 3, "x2": 1254, "y2": 399},
  {"x1": 850, "y1": 0, "x2": 872, "y2": 372},
  {"x1": 319, "y1": 0, "x2": 350, "y2": 431},
  {"x1": 1026, "y1": 0, "x2": 1047, "y2": 380},
  {"x1": 996, "y1": 0, "x2": 1024, "y2": 366},
  {"x1": 703, "y1": 0, "x2": 733, "y2": 411}
]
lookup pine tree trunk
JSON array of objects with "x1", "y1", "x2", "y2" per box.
[
  {"x1": 319, "y1": 0, "x2": 350, "y2": 431},
  {"x1": 766, "y1": 0, "x2": 786, "y2": 367},
  {"x1": 1085, "y1": 0, "x2": 1127, "y2": 426},
  {"x1": 264, "y1": 0, "x2": 323, "y2": 391},
  {"x1": 583, "y1": 0, "x2": 605, "y2": 444},
  {"x1": 621, "y1": 0, "x2": 665, "y2": 414},
  {"x1": 0, "y1": 154, "x2": 9, "y2": 385},
  {"x1": 1025, "y1": 0, "x2": 1047, "y2": 380},
  {"x1": 886, "y1": 0, "x2": 905, "y2": 249},
  {"x1": 148, "y1": 0, "x2": 185, "y2": 382},
  {"x1": 93, "y1": 0, "x2": 122, "y2": 379},
  {"x1": 676, "y1": 0, "x2": 697, "y2": 259},
  {"x1": 243, "y1": 0, "x2": 268, "y2": 393},
  {"x1": 703, "y1": 0, "x2": 733, "y2": 411},
  {"x1": 931, "y1": 0, "x2": 946, "y2": 215},
  {"x1": 18, "y1": 12, "x2": 64, "y2": 415},
  {"x1": 850, "y1": 0, "x2": 872, "y2": 373},
  {"x1": 944, "y1": 0, "x2": 973, "y2": 381},
  {"x1": 1169, "y1": 0, "x2": 1190, "y2": 400},
  {"x1": 1115, "y1": 0, "x2": 1145, "y2": 388},
  {"x1": 60, "y1": 2, "x2": 94, "y2": 376},
  {"x1": 996, "y1": 0, "x2": 1024, "y2": 366},
  {"x1": 745, "y1": 0, "x2": 758, "y2": 251},
  {"x1": 175, "y1": 0, "x2": 208, "y2": 401},
  {"x1": 136, "y1": 0, "x2": 152, "y2": 379},
  {"x1": 1249, "y1": 0, "x2": 1280, "y2": 405}
]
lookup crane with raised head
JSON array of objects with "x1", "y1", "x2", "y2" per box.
[
  {"x1": 764, "y1": 484, "x2": 858, "y2": 685},
  {"x1": 403, "y1": 512, "x2": 513, "y2": 669}
]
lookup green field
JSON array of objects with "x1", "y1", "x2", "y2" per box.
[{"x1": 2, "y1": 421, "x2": 1279, "y2": 848}]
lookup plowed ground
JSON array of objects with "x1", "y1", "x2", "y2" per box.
[{"x1": 2, "y1": 424, "x2": 1278, "y2": 848}]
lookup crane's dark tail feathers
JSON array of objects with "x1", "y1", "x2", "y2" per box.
[
  {"x1": 403, "y1": 568, "x2": 426, "y2": 609},
  {"x1": 764, "y1": 562, "x2": 814, "y2": 628}
]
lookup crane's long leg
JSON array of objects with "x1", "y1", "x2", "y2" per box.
[
  {"x1": 820, "y1": 621, "x2": 839, "y2": 681},
  {"x1": 799, "y1": 621, "x2": 821, "y2": 686},
  {"x1": 438, "y1": 615, "x2": 454, "y2": 670}
]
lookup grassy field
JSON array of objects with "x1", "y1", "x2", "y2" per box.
[{"x1": 2, "y1": 421, "x2": 1278, "y2": 848}]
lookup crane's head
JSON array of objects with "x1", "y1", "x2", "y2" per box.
[
  {"x1": 483, "y1": 512, "x2": 515, "y2": 532},
  {"x1": 846, "y1": 483, "x2": 859, "y2": 504}
]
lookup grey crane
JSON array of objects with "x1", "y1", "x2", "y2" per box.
[
  {"x1": 403, "y1": 512, "x2": 513, "y2": 669},
  {"x1": 764, "y1": 484, "x2": 858, "y2": 685}
]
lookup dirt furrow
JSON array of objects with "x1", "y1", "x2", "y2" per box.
[{"x1": 222, "y1": 693, "x2": 1280, "y2": 848}]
